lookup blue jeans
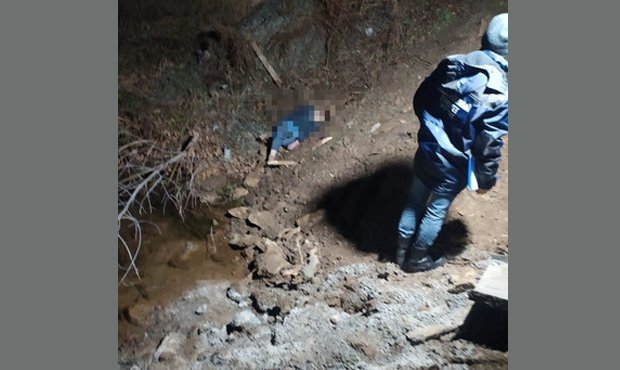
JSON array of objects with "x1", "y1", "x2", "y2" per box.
[
  {"x1": 277, "y1": 120, "x2": 300, "y2": 147},
  {"x1": 398, "y1": 176, "x2": 456, "y2": 250}
]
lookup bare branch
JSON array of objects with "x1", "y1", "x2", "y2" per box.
[
  {"x1": 118, "y1": 152, "x2": 186, "y2": 222},
  {"x1": 118, "y1": 135, "x2": 201, "y2": 283}
]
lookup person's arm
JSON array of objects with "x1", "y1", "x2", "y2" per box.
[{"x1": 472, "y1": 101, "x2": 508, "y2": 190}]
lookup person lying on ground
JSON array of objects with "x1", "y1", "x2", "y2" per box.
[
  {"x1": 396, "y1": 13, "x2": 509, "y2": 273},
  {"x1": 267, "y1": 104, "x2": 332, "y2": 165}
]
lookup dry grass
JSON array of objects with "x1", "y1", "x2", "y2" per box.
[{"x1": 116, "y1": 0, "x2": 493, "y2": 282}]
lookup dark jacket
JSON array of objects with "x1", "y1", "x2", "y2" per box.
[{"x1": 413, "y1": 50, "x2": 508, "y2": 194}]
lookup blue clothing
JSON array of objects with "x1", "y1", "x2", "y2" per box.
[
  {"x1": 398, "y1": 176, "x2": 456, "y2": 249},
  {"x1": 397, "y1": 50, "x2": 508, "y2": 250},
  {"x1": 270, "y1": 105, "x2": 321, "y2": 151},
  {"x1": 412, "y1": 50, "x2": 508, "y2": 195}
]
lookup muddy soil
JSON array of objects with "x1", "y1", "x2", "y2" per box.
[{"x1": 118, "y1": 2, "x2": 509, "y2": 369}]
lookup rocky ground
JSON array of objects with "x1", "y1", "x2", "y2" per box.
[{"x1": 118, "y1": 1, "x2": 509, "y2": 369}]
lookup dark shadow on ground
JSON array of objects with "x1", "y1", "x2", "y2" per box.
[
  {"x1": 316, "y1": 160, "x2": 469, "y2": 261},
  {"x1": 456, "y1": 302, "x2": 508, "y2": 352}
]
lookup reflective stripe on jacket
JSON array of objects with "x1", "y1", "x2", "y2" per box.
[{"x1": 412, "y1": 50, "x2": 508, "y2": 194}]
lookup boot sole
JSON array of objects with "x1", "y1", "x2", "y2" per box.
[{"x1": 402, "y1": 256, "x2": 447, "y2": 273}]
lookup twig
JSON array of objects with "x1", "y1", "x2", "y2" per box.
[
  {"x1": 246, "y1": 37, "x2": 283, "y2": 87},
  {"x1": 139, "y1": 220, "x2": 161, "y2": 234},
  {"x1": 266, "y1": 160, "x2": 298, "y2": 167},
  {"x1": 406, "y1": 324, "x2": 461, "y2": 346},
  {"x1": 413, "y1": 55, "x2": 433, "y2": 66},
  {"x1": 209, "y1": 224, "x2": 216, "y2": 256},
  {"x1": 434, "y1": 39, "x2": 449, "y2": 54},
  {"x1": 295, "y1": 236, "x2": 304, "y2": 264},
  {"x1": 118, "y1": 227, "x2": 141, "y2": 283},
  {"x1": 118, "y1": 152, "x2": 186, "y2": 222},
  {"x1": 118, "y1": 139, "x2": 154, "y2": 153},
  {"x1": 312, "y1": 136, "x2": 333, "y2": 150}
]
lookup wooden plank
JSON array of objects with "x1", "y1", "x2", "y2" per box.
[
  {"x1": 266, "y1": 160, "x2": 298, "y2": 167},
  {"x1": 470, "y1": 258, "x2": 508, "y2": 310},
  {"x1": 312, "y1": 136, "x2": 333, "y2": 150},
  {"x1": 247, "y1": 38, "x2": 283, "y2": 87},
  {"x1": 405, "y1": 304, "x2": 473, "y2": 345}
]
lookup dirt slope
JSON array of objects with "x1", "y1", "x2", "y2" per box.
[{"x1": 119, "y1": 4, "x2": 509, "y2": 370}]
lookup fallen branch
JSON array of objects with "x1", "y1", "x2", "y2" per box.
[
  {"x1": 118, "y1": 228, "x2": 141, "y2": 282},
  {"x1": 247, "y1": 37, "x2": 283, "y2": 87},
  {"x1": 405, "y1": 323, "x2": 461, "y2": 346},
  {"x1": 209, "y1": 224, "x2": 217, "y2": 257},
  {"x1": 312, "y1": 136, "x2": 333, "y2": 150},
  {"x1": 406, "y1": 305, "x2": 472, "y2": 345},
  {"x1": 266, "y1": 160, "x2": 298, "y2": 167},
  {"x1": 295, "y1": 236, "x2": 304, "y2": 264},
  {"x1": 118, "y1": 151, "x2": 186, "y2": 222},
  {"x1": 117, "y1": 135, "x2": 200, "y2": 284}
]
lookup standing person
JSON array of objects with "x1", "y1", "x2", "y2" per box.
[
  {"x1": 396, "y1": 13, "x2": 508, "y2": 273},
  {"x1": 267, "y1": 104, "x2": 331, "y2": 164}
]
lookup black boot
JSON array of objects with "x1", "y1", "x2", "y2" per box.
[
  {"x1": 402, "y1": 246, "x2": 446, "y2": 273},
  {"x1": 395, "y1": 236, "x2": 411, "y2": 266}
]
